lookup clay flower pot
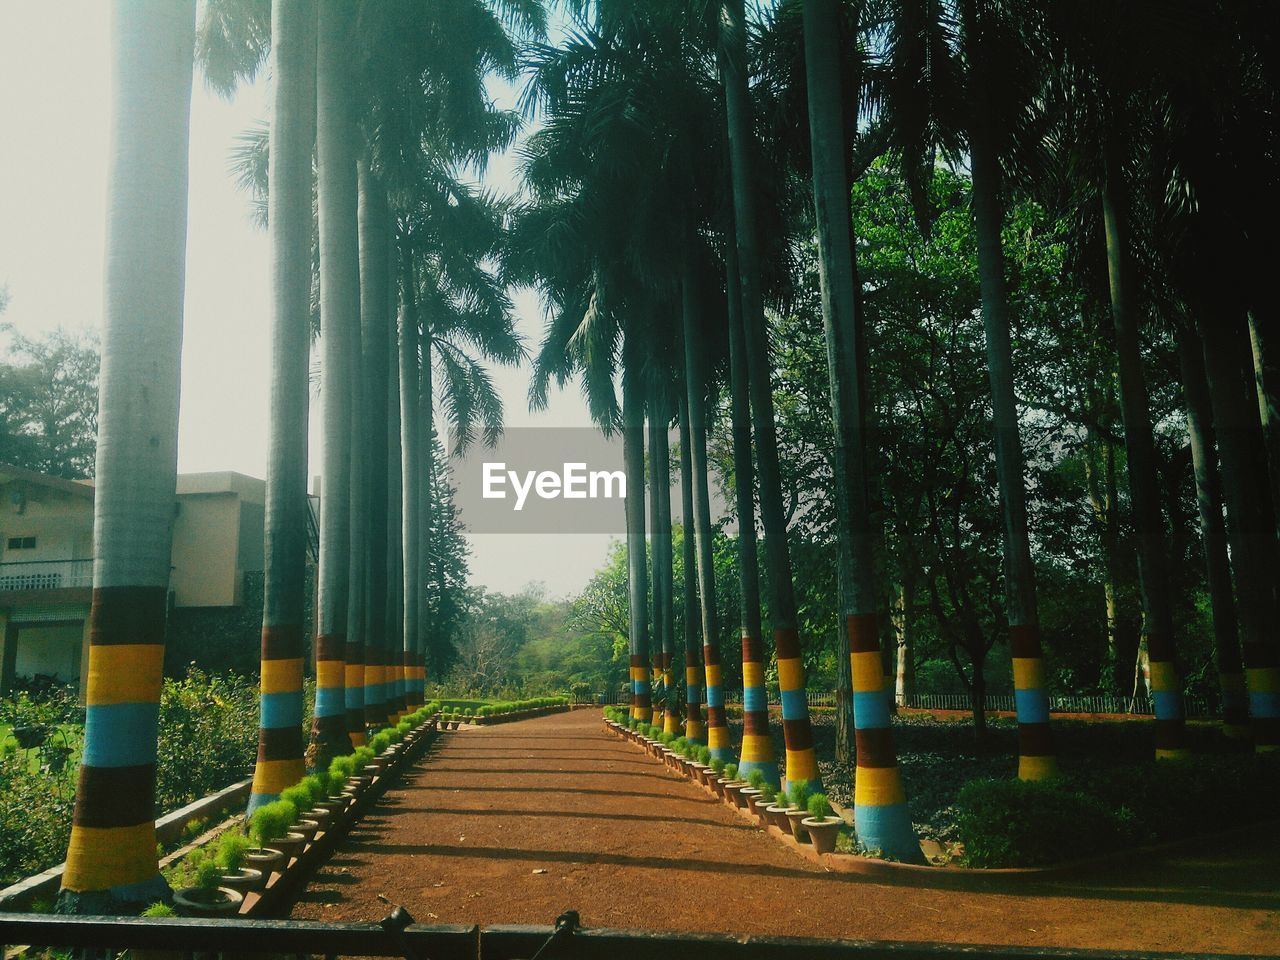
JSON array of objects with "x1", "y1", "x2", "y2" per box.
[
  {"x1": 723, "y1": 781, "x2": 749, "y2": 808},
  {"x1": 363, "y1": 764, "x2": 382, "y2": 780},
  {"x1": 243, "y1": 846, "x2": 285, "y2": 877},
  {"x1": 305, "y1": 808, "x2": 332, "y2": 831},
  {"x1": 315, "y1": 798, "x2": 345, "y2": 816},
  {"x1": 290, "y1": 818, "x2": 320, "y2": 842},
  {"x1": 173, "y1": 885, "x2": 244, "y2": 917},
  {"x1": 217, "y1": 866, "x2": 264, "y2": 894},
  {"x1": 712, "y1": 776, "x2": 730, "y2": 798},
  {"x1": 267, "y1": 831, "x2": 306, "y2": 860},
  {"x1": 767, "y1": 804, "x2": 796, "y2": 834},
  {"x1": 802, "y1": 816, "x2": 842, "y2": 854},
  {"x1": 786, "y1": 809, "x2": 811, "y2": 842},
  {"x1": 738, "y1": 787, "x2": 762, "y2": 812},
  {"x1": 751, "y1": 796, "x2": 774, "y2": 825}
]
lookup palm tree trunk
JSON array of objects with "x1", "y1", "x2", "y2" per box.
[
  {"x1": 250, "y1": 0, "x2": 315, "y2": 815},
  {"x1": 1100, "y1": 142, "x2": 1187, "y2": 759},
  {"x1": 398, "y1": 250, "x2": 422, "y2": 710},
  {"x1": 722, "y1": 199, "x2": 777, "y2": 786},
  {"x1": 653, "y1": 392, "x2": 678, "y2": 735},
  {"x1": 960, "y1": 0, "x2": 1056, "y2": 781},
  {"x1": 677, "y1": 389, "x2": 705, "y2": 744},
  {"x1": 1199, "y1": 313, "x2": 1280, "y2": 750},
  {"x1": 311, "y1": 0, "x2": 358, "y2": 763},
  {"x1": 345, "y1": 258, "x2": 368, "y2": 747},
  {"x1": 623, "y1": 333, "x2": 651, "y2": 722},
  {"x1": 682, "y1": 268, "x2": 727, "y2": 757},
  {"x1": 358, "y1": 162, "x2": 390, "y2": 730},
  {"x1": 386, "y1": 288, "x2": 404, "y2": 722},
  {"x1": 1246, "y1": 310, "x2": 1280, "y2": 537},
  {"x1": 418, "y1": 314, "x2": 434, "y2": 684},
  {"x1": 802, "y1": 0, "x2": 919, "y2": 858},
  {"x1": 647, "y1": 397, "x2": 666, "y2": 731},
  {"x1": 60, "y1": 0, "x2": 195, "y2": 910},
  {"x1": 1174, "y1": 322, "x2": 1248, "y2": 737},
  {"x1": 723, "y1": 0, "x2": 818, "y2": 793}
]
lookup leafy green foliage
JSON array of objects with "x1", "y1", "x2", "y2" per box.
[
  {"x1": 806, "y1": 793, "x2": 833, "y2": 820},
  {"x1": 215, "y1": 830, "x2": 250, "y2": 872},
  {"x1": 249, "y1": 800, "x2": 296, "y2": 847}
]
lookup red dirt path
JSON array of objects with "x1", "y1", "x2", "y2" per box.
[{"x1": 291, "y1": 709, "x2": 1280, "y2": 954}]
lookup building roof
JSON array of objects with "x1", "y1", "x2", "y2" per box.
[{"x1": 0, "y1": 463, "x2": 265, "y2": 504}]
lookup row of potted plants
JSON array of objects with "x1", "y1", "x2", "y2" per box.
[
  {"x1": 601, "y1": 707, "x2": 848, "y2": 855},
  {"x1": 439, "y1": 696, "x2": 571, "y2": 728},
  {"x1": 159, "y1": 704, "x2": 443, "y2": 917}
]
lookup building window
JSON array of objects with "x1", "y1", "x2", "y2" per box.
[{"x1": 6, "y1": 536, "x2": 37, "y2": 550}]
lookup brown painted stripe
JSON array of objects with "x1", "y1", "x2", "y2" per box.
[
  {"x1": 262, "y1": 623, "x2": 303, "y2": 661},
  {"x1": 743, "y1": 711, "x2": 770, "y2": 735},
  {"x1": 346, "y1": 641, "x2": 364, "y2": 665},
  {"x1": 346, "y1": 709, "x2": 364, "y2": 732},
  {"x1": 854, "y1": 726, "x2": 897, "y2": 768},
  {"x1": 706, "y1": 705, "x2": 726, "y2": 726},
  {"x1": 1154, "y1": 717, "x2": 1186, "y2": 751},
  {"x1": 1018, "y1": 721, "x2": 1055, "y2": 757},
  {"x1": 774, "y1": 627, "x2": 801, "y2": 661},
  {"x1": 257, "y1": 725, "x2": 302, "y2": 761},
  {"x1": 1008, "y1": 624, "x2": 1043, "y2": 659},
  {"x1": 72, "y1": 764, "x2": 156, "y2": 828},
  {"x1": 312, "y1": 713, "x2": 346, "y2": 738},
  {"x1": 1253, "y1": 715, "x2": 1280, "y2": 744},
  {"x1": 703, "y1": 643, "x2": 721, "y2": 667},
  {"x1": 781, "y1": 717, "x2": 814, "y2": 751},
  {"x1": 1241, "y1": 640, "x2": 1280, "y2": 668},
  {"x1": 1146, "y1": 631, "x2": 1173, "y2": 663},
  {"x1": 630, "y1": 654, "x2": 644, "y2": 668},
  {"x1": 740, "y1": 631, "x2": 764, "y2": 662},
  {"x1": 88, "y1": 585, "x2": 168, "y2": 647},
  {"x1": 316, "y1": 633, "x2": 344, "y2": 662},
  {"x1": 846, "y1": 613, "x2": 879, "y2": 654},
  {"x1": 635, "y1": 693, "x2": 651, "y2": 708}
]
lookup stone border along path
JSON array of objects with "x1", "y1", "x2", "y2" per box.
[{"x1": 290, "y1": 708, "x2": 1280, "y2": 954}]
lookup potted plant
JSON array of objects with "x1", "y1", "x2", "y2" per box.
[
  {"x1": 250, "y1": 799, "x2": 305, "y2": 862},
  {"x1": 708, "y1": 757, "x2": 726, "y2": 796},
  {"x1": 280, "y1": 785, "x2": 321, "y2": 842},
  {"x1": 766, "y1": 785, "x2": 798, "y2": 834},
  {"x1": 739, "y1": 769, "x2": 765, "y2": 812},
  {"x1": 213, "y1": 830, "x2": 264, "y2": 893},
  {"x1": 172, "y1": 851, "x2": 244, "y2": 917},
  {"x1": 752, "y1": 783, "x2": 777, "y2": 825},
  {"x1": 801, "y1": 793, "x2": 842, "y2": 854},
  {"x1": 721, "y1": 764, "x2": 748, "y2": 808}
]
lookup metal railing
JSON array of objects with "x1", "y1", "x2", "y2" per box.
[
  {"x1": 0, "y1": 558, "x2": 92, "y2": 592},
  {"x1": 0, "y1": 912, "x2": 1258, "y2": 960}
]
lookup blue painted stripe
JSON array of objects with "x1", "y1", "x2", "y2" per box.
[
  {"x1": 1014, "y1": 689, "x2": 1050, "y2": 724},
  {"x1": 83, "y1": 703, "x2": 159, "y2": 768},
  {"x1": 706, "y1": 685, "x2": 724, "y2": 707},
  {"x1": 852, "y1": 690, "x2": 891, "y2": 729},
  {"x1": 1248, "y1": 691, "x2": 1280, "y2": 718},
  {"x1": 709, "y1": 746, "x2": 733, "y2": 761},
  {"x1": 779, "y1": 688, "x2": 807, "y2": 719},
  {"x1": 315, "y1": 686, "x2": 345, "y2": 717},
  {"x1": 736, "y1": 759, "x2": 780, "y2": 787},
  {"x1": 743, "y1": 686, "x2": 767, "y2": 713},
  {"x1": 345, "y1": 686, "x2": 363, "y2": 709},
  {"x1": 261, "y1": 690, "x2": 305, "y2": 729},
  {"x1": 854, "y1": 801, "x2": 920, "y2": 861},
  {"x1": 1152, "y1": 689, "x2": 1183, "y2": 721},
  {"x1": 246, "y1": 791, "x2": 279, "y2": 816},
  {"x1": 686, "y1": 684, "x2": 701, "y2": 701}
]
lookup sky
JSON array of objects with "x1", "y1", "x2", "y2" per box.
[{"x1": 0, "y1": 2, "x2": 615, "y2": 597}]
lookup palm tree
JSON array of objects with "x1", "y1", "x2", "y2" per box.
[
  {"x1": 652, "y1": 383, "x2": 678, "y2": 734},
  {"x1": 800, "y1": 0, "x2": 920, "y2": 860},
  {"x1": 624, "y1": 335, "x2": 653, "y2": 722},
  {"x1": 60, "y1": 0, "x2": 196, "y2": 911},
  {"x1": 312, "y1": 0, "x2": 362, "y2": 758},
  {"x1": 720, "y1": 0, "x2": 820, "y2": 793},
  {"x1": 386, "y1": 302, "x2": 406, "y2": 721},
  {"x1": 677, "y1": 387, "x2": 706, "y2": 744},
  {"x1": 398, "y1": 249, "x2": 424, "y2": 711},
  {"x1": 248, "y1": 0, "x2": 315, "y2": 816}
]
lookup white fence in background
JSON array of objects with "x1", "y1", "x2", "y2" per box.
[{"x1": 0, "y1": 559, "x2": 93, "y2": 592}]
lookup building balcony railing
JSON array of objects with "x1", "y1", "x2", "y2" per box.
[{"x1": 0, "y1": 559, "x2": 93, "y2": 593}]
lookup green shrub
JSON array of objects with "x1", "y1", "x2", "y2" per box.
[
  {"x1": 249, "y1": 799, "x2": 296, "y2": 847},
  {"x1": 807, "y1": 793, "x2": 832, "y2": 819},
  {"x1": 353, "y1": 746, "x2": 375, "y2": 769},
  {"x1": 787, "y1": 782, "x2": 812, "y2": 809},
  {"x1": 302, "y1": 774, "x2": 329, "y2": 804},
  {"x1": 195, "y1": 857, "x2": 223, "y2": 891},
  {"x1": 329, "y1": 754, "x2": 356, "y2": 782},
  {"x1": 696, "y1": 747, "x2": 712, "y2": 765},
  {"x1": 370, "y1": 731, "x2": 392, "y2": 754},
  {"x1": 724, "y1": 764, "x2": 738, "y2": 781},
  {"x1": 709, "y1": 757, "x2": 725, "y2": 774},
  {"x1": 279, "y1": 784, "x2": 313, "y2": 815},
  {"x1": 141, "y1": 901, "x2": 176, "y2": 918},
  {"x1": 954, "y1": 777, "x2": 1138, "y2": 868},
  {"x1": 746, "y1": 769, "x2": 766, "y2": 790},
  {"x1": 215, "y1": 830, "x2": 250, "y2": 872},
  {"x1": 759, "y1": 784, "x2": 776, "y2": 804}
]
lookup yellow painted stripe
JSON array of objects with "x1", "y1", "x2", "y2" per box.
[
  {"x1": 784, "y1": 748, "x2": 819, "y2": 782},
  {"x1": 349, "y1": 730, "x2": 367, "y2": 747},
  {"x1": 317, "y1": 660, "x2": 344, "y2": 689},
  {"x1": 708, "y1": 726, "x2": 730, "y2": 749},
  {"x1": 345, "y1": 664, "x2": 363, "y2": 687},
  {"x1": 739, "y1": 734, "x2": 774, "y2": 762},
  {"x1": 1148, "y1": 660, "x2": 1177, "y2": 692},
  {"x1": 252, "y1": 757, "x2": 305, "y2": 796},
  {"x1": 1246, "y1": 667, "x2": 1280, "y2": 693},
  {"x1": 1018, "y1": 754, "x2": 1058, "y2": 781},
  {"x1": 851, "y1": 652, "x2": 883, "y2": 693},
  {"x1": 705, "y1": 664, "x2": 721, "y2": 687},
  {"x1": 776, "y1": 656, "x2": 804, "y2": 692},
  {"x1": 261, "y1": 657, "x2": 304, "y2": 695},
  {"x1": 742, "y1": 661, "x2": 764, "y2": 688},
  {"x1": 1257, "y1": 743, "x2": 1280, "y2": 754},
  {"x1": 1011, "y1": 657, "x2": 1044, "y2": 691},
  {"x1": 664, "y1": 712, "x2": 680, "y2": 734},
  {"x1": 854, "y1": 765, "x2": 906, "y2": 806},
  {"x1": 630, "y1": 666, "x2": 649, "y2": 681},
  {"x1": 84, "y1": 644, "x2": 164, "y2": 706},
  {"x1": 62, "y1": 822, "x2": 158, "y2": 892},
  {"x1": 1156, "y1": 747, "x2": 1190, "y2": 761},
  {"x1": 686, "y1": 720, "x2": 706, "y2": 740},
  {"x1": 686, "y1": 667, "x2": 702, "y2": 686},
  {"x1": 1220, "y1": 672, "x2": 1246, "y2": 694}
]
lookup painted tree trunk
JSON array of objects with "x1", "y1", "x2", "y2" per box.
[
  {"x1": 682, "y1": 269, "x2": 727, "y2": 758},
  {"x1": 623, "y1": 335, "x2": 651, "y2": 722},
  {"x1": 358, "y1": 163, "x2": 390, "y2": 729},
  {"x1": 398, "y1": 251, "x2": 422, "y2": 710},
  {"x1": 678, "y1": 389, "x2": 705, "y2": 744},
  {"x1": 802, "y1": 0, "x2": 918, "y2": 859},
  {"x1": 1199, "y1": 314, "x2": 1280, "y2": 750},
  {"x1": 654, "y1": 394, "x2": 678, "y2": 735},
  {"x1": 722, "y1": 0, "x2": 818, "y2": 793},
  {"x1": 1100, "y1": 144, "x2": 1187, "y2": 759},
  {"x1": 250, "y1": 0, "x2": 315, "y2": 816},
  {"x1": 960, "y1": 0, "x2": 1056, "y2": 781},
  {"x1": 1174, "y1": 323, "x2": 1248, "y2": 737},
  {"x1": 722, "y1": 202, "x2": 776, "y2": 786},
  {"x1": 647, "y1": 399, "x2": 666, "y2": 731},
  {"x1": 311, "y1": 0, "x2": 358, "y2": 763},
  {"x1": 418, "y1": 314, "x2": 434, "y2": 684},
  {"x1": 1247, "y1": 310, "x2": 1280, "y2": 540},
  {"x1": 60, "y1": 0, "x2": 195, "y2": 910},
  {"x1": 386, "y1": 287, "x2": 405, "y2": 723},
  {"x1": 345, "y1": 241, "x2": 368, "y2": 747}
]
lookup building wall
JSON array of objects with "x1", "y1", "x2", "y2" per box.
[
  {"x1": 170, "y1": 493, "x2": 241, "y2": 607},
  {"x1": 12, "y1": 621, "x2": 83, "y2": 683}
]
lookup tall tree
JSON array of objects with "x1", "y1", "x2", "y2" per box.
[
  {"x1": 249, "y1": 0, "x2": 316, "y2": 816},
  {"x1": 677, "y1": 388, "x2": 706, "y2": 744},
  {"x1": 623, "y1": 333, "x2": 652, "y2": 722},
  {"x1": 60, "y1": 0, "x2": 196, "y2": 911}
]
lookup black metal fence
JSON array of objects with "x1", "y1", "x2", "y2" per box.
[{"x1": 0, "y1": 912, "x2": 1260, "y2": 960}]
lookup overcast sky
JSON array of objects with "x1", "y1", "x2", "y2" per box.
[{"x1": 0, "y1": 2, "x2": 618, "y2": 597}]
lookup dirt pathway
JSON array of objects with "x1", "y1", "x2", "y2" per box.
[{"x1": 291, "y1": 709, "x2": 1279, "y2": 954}]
